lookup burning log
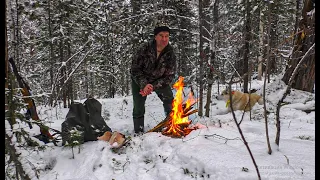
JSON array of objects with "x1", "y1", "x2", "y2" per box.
[
  {"x1": 181, "y1": 109, "x2": 198, "y2": 118},
  {"x1": 147, "y1": 115, "x2": 172, "y2": 133},
  {"x1": 162, "y1": 121, "x2": 194, "y2": 138},
  {"x1": 148, "y1": 76, "x2": 199, "y2": 138},
  {"x1": 147, "y1": 103, "x2": 198, "y2": 137},
  {"x1": 183, "y1": 101, "x2": 197, "y2": 114}
]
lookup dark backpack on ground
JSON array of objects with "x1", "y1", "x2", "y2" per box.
[{"x1": 61, "y1": 98, "x2": 112, "y2": 146}]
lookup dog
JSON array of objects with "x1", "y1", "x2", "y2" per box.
[{"x1": 221, "y1": 89, "x2": 263, "y2": 112}]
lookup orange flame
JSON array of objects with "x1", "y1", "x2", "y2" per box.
[{"x1": 163, "y1": 76, "x2": 197, "y2": 137}]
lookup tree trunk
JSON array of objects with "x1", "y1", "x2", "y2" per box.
[
  {"x1": 268, "y1": 0, "x2": 279, "y2": 78},
  {"x1": 263, "y1": 1, "x2": 273, "y2": 155},
  {"x1": 281, "y1": 0, "x2": 315, "y2": 92},
  {"x1": 48, "y1": 0, "x2": 55, "y2": 106},
  {"x1": 109, "y1": 38, "x2": 115, "y2": 98},
  {"x1": 257, "y1": 2, "x2": 267, "y2": 81},
  {"x1": 85, "y1": 58, "x2": 89, "y2": 98},
  {"x1": 198, "y1": 0, "x2": 207, "y2": 117},
  {"x1": 242, "y1": 0, "x2": 251, "y2": 93},
  {"x1": 276, "y1": 43, "x2": 314, "y2": 146},
  {"x1": 58, "y1": 39, "x2": 67, "y2": 108},
  {"x1": 292, "y1": 0, "x2": 301, "y2": 45},
  {"x1": 14, "y1": 0, "x2": 20, "y2": 69},
  {"x1": 67, "y1": 37, "x2": 74, "y2": 106},
  {"x1": 205, "y1": 0, "x2": 219, "y2": 117},
  {"x1": 5, "y1": 0, "x2": 9, "y2": 110}
]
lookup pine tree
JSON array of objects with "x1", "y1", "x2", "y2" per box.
[
  {"x1": 64, "y1": 128, "x2": 84, "y2": 159},
  {"x1": 5, "y1": 72, "x2": 40, "y2": 179}
]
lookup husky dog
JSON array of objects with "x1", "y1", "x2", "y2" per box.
[{"x1": 221, "y1": 89, "x2": 264, "y2": 112}]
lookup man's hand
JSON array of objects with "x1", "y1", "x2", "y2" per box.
[{"x1": 139, "y1": 84, "x2": 153, "y2": 96}]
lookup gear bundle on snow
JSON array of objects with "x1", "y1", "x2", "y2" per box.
[{"x1": 61, "y1": 97, "x2": 112, "y2": 146}]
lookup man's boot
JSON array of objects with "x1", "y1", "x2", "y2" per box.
[
  {"x1": 133, "y1": 117, "x2": 144, "y2": 133},
  {"x1": 163, "y1": 100, "x2": 173, "y2": 117}
]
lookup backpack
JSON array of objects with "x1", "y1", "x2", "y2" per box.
[{"x1": 61, "y1": 98, "x2": 112, "y2": 146}]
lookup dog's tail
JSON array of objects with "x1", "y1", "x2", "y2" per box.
[{"x1": 258, "y1": 97, "x2": 264, "y2": 105}]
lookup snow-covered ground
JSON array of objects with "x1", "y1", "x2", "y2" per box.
[{"x1": 20, "y1": 77, "x2": 315, "y2": 180}]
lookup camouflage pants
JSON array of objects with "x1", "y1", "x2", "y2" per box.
[{"x1": 131, "y1": 79, "x2": 173, "y2": 132}]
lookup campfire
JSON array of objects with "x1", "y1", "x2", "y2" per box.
[{"x1": 148, "y1": 76, "x2": 198, "y2": 138}]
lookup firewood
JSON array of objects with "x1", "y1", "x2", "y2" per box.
[
  {"x1": 181, "y1": 109, "x2": 198, "y2": 118},
  {"x1": 178, "y1": 122, "x2": 191, "y2": 129},
  {"x1": 182, "y1": 101, "x2": 197, "y2": 113},
  {"x1": 147, "y1": 115, "x2": 172, "y2": 133},
  {"x1": 147, "y1": 102, "x2": 198, "y2": 133}
]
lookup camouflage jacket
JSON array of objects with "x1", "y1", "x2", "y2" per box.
[{"x1": 130, "y1": 39, "x2": 177, "y2": 90}]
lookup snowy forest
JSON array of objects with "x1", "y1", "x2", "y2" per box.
[{"x1": 5, "y1": 0, "x2": 314, "y2": 179}]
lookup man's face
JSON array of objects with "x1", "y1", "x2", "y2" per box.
[{"x1": 155, "y1": 31, "x2": 170, "y2": 48}]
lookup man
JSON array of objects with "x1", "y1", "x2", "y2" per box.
[{"x1": 130, "y1": 24, "x2": 177, "y2": 133}]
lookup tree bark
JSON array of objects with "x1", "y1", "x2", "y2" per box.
[
  {"x1": 5, "y1": 0, "x2": 9, "y2": 109},
  {"x1": 276, "y1": 43, "x2": 314, "y2": 146},
  {"x1": 242, "y1": 0, "x2": 251, "y2": 93},
  {"x1": 268, "y1": 0, "x2": 279, "y2": 77},
  {"x1": 48, "y1": 0, "x2": 55, "y2": 106},
  {"x1": 292, "y1": 0, "x2": 301, "y2": 45},
  {"x1": 205, "y1": 0, "x2": 219, "y2": 117},
  {"x1": 198, "y1": 0, "x2": 206, "y2": 116},
  {"x1": 257, "y1": 2, "x2": 267, "y2": 81},
  {"x1": 262, "y1": 2, "x2": 273, "y2": 155},
  {"x1": 281, "y1": 0, "x2": 315, "y2": 92}
]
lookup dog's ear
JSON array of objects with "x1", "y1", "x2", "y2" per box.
[
  {"x1": 225, "y1": 86, "x2": 231, "y2": 93},
  {"x1": 221, "y1": 88, "x2": 229, "y2": 95},
  {"x1": 221, "y1": 89, "x2": 225, "y2": 95}
]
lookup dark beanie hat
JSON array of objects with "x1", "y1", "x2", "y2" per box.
[{"x1": 154, "y1": 25, "x2": 170, "y2": 36}]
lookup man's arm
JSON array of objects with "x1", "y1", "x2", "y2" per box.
[{"x1": 130, "y1": 46, "x2": 148, "y2": 89}]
